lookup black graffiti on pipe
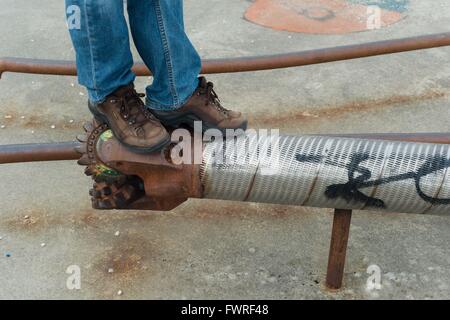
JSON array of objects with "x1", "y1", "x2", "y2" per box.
[{"x1": 295, "y1": 153, "x2": 450, "y2": 208}]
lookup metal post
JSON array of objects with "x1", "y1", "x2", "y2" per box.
[{"x1": 326, "y1": 209, "x2": 353, "y2": 290}]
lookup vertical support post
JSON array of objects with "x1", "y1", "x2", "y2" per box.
[{"x1": 326, "y1": 208, "x2": 353, "y2": 290}]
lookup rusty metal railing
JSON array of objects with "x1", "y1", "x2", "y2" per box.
[{"x1": 1, "y1": 32, "x2": 450, "y2": 78}]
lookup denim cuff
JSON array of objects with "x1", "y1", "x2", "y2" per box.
[{"x1": 145, "y1": 78, "x2": 198, "y2": 111}]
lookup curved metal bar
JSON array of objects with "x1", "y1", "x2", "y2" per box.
[
  {"x1": 1, "y1": 32, "x2": 450, "y2": 78},
  {"x1": 1, "y1": 133, "x2": 449, "y2": 165}
]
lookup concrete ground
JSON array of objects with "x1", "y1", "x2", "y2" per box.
[{"x1": 0, "y1": 0, "x2": 450, "y2": 299}]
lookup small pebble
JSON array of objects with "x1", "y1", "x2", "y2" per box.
[
  {"x1": 248, "y1": 248, "x2": 256, "y2": 254},
  {"x1": 0, "y1": 236, "x2": 3, "y2": 240},
  {"x1": 1, "y1": 125, "x2": 5, "y2": 129},
  {"x1": 117, "y1": 290, "x2": 123, "y2": 296},
  {"x1": 50, "y1": 125, "x2": 56, "y2": 129},
  {"x1": 70, "y1": 83, "x2": 75, "y2": 87},
  {"x1": 40, "y1": 243, "x2": 46, "y2": 248},
  {"x1": 228, "y1": 273, "x2": 237, "y2": 280},
  {"x1": 108, "y1": 268, "x2": 114, "y2": 273},
  {"x1": 4, "y1": 115, "x2": 12, "y2": 119},
  {"x1": 114, "y1": 231, "x2": 120, "y2": 237},
  {"x1": 79, "y1": 92, "x2": 85, "y2": 96},
  {"x1": 20, "y1": 116, "x2": 25, "y2": 119},
  {"x1": 69, "y1": 119, "x2": 74, "y2": 124},
  {"x1": 24, "y1": 215, "x2": 30, "y2": 219}
]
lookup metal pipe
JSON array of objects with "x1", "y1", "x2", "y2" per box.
[
  {"x1": 0, "y1": 142, "x2": 80, "y2": 164},
  {"x1": 201, "y1": 134, "x2": 450, "y2": 215},
  {"x1": 323, "y1": 132, "x2": 450, "y2": 145},
  {"x1": 2, "y1": 32, "x2": 450, "y2": 78},
  {"x1": 1, "y1": 133, "x2": 449, "y2": 165}
]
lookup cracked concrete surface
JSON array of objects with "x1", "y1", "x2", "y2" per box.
[{"x1": 0, "y1": 0, "x2": 450, "y2": 299}]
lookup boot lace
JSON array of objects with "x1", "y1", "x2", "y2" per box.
[
  {"x1": 113, "y1": 90, "x2": 158, "y2": 136},
  {"x1": 204, "y1": 81, "x2": 230, "y2": 116}
]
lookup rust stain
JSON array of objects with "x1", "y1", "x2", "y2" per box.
[
  {"x1": 188, "y1": 202, "x2": 258, "y2": 219},
  {"x1": 80, "y1": 212, "x2": 101, "y2": 228},
  {"x1": 251, "y1": 90, "x2": 447, "y2": 126},
  {"x1": 0, "y1": 108, "x2": 82, "y2": 130},
  {"x1": 80, "y1": 233, "x2": 164, "y2": 299},
  {"x1": 90, "y1": 234, "x2": 159, "y2": 298},
  {"x1": 102, "y1": 250, "x2": 143, "y2": 275},
  {"x1": 1, "y1": 209, "x2": 62, "y2": 232},
  {"x1": 267, "y1": 205, "x2": 311, "y2": 218},
  {"x1": 302, "y1": 174, "x2": 320, "y2": 206},
  {"x1": 189, "y1": 201, "x2": 311, "y2": 219},
  {"x1": 77, "y1": 210, "x2": 158, "y2": 229}
]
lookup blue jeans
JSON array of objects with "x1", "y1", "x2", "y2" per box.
[{"x1": 65, "y1": 0, "x2": 201, "y2": 110}]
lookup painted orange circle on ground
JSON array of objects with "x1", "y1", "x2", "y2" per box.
[{"x1": 245, "y1": 0, "x2": 408, "y2": 34}]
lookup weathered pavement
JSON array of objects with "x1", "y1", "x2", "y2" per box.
[{"x1": 0, "y1": 0, "x2": 449, "y2": 299}]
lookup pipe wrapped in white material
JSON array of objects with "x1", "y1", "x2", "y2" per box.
[{"x1": 200, "y1": 135, "x2": 450, "y2": 215}]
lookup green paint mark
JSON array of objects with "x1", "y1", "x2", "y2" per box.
[
  {"x1": 95, "y1": 164, "x2": 121, "y2": 177},
  {"x1": 99, "y1": 129, "x2": 114, "y2": 142}
]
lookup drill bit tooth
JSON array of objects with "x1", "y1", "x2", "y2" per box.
[
  {"x1": 76, "y1": 134, "x2": 88, "y2": 143},
  {"x1": 74, "y1": 143, "x2": 87, "y2": 155},
  {"x1": 77, "y1": 154, "x2": 91, "y2": 166},
  {"x1": 102, "y1": 187, "x2": 113, "y2": 196},
  {"x1": 84, "y1": 166, "x2": 96, "y2": 176},
  {"x1": 98, "y1": 199, "x2": 114, "y2": 210},
  {"x1": 83, "y1": 122, "x2": 94, "y2": 133},
  {"x1": 91, "y1": 199, "x2": 101, "y2": 210},
  {"x1": 92, "y1": 118, "x2": 104, "y2": 127}
]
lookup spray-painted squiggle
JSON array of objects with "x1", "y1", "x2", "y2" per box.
[{"x1": 296, "y1": 153, "x2": 450, "y2": 208}]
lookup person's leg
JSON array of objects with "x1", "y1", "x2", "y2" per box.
[
  {"x1": 65, "y1": 0, "x2": 170, "y2": 152},
  {"x1": 127, "y1": 0, "x2": 201, "y2": 110},
  {"x1": 126, "y1": 0, "x2": 247, "y2": 133},
  {"x1": 65, "y1": 0, "x2": 136, "y2": 103}
]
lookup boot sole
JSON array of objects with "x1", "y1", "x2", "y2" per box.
[
  {"x1": 153, "y1": 112, "x2": 248, "y2": 135},
  {"x1": 88, "y1": 103, "x2": 171, "y2": 154}
]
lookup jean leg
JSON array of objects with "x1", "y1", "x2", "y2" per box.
[
  {"x1": 65, "y1": 0, "x2": 136, "y2": 103},
  {"x1": 127, "y1": 0, "x2": 201, "y2": 110}
]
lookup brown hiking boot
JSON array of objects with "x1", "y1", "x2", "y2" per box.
[
  {"x1": 151, "y1": 77, "x2": 247, "y2": 134},
  {"x1": 88, "y1": 83, "x2": 170, "y2": 153}
]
